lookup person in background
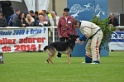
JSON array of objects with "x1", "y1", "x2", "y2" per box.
[
  {"x1": 25, "y1": 14, "x2": 35, "y2": 26},
  {"x1": 49, "y1": 11, "x2": 60, "y2": 26},
  {"x1": 42, "y1": 10, "x2": 51, "y2": 26},
  {"x1": 49, "y1": 11, "x2": 60, "y2": 43},
  {"x1": 73, "y1": 20, "x2": 103, "y2": 64},
  {"x1": 38, "y1": 10, "x2": 42, "y2": 15},
  {"x1": 47, "y1": 12, "x2": 52, "y2": 19},
  {"x1": 36, "y1": 15, "x2": 48, "y2": 26},
  {"x1": 16, "y1": 12, "x2": 28, "y2": 27},
  {"x1": 57, "y1": 8, "x2": 77, "y2": 57},
  {"x1": 34, "y1": 11, "x2": 39, "y2": 26},
  {"x1": 12, "y1": 9, "x2": 20, "y2": 26},
  {"x1": 1, "y1": 1, "x2": 14, "y2": 23},
  {"x1": 42, "y1": 10, "x2": 49, "y2": 21},
  {"x1": 109, "y1": 12, "x2": 119, "y2": 27},
  {"x1": 29, "y1": 10, "x2": 35, "y2": 19},
  {"x1": 0, "y1": 12, "x2": 7, "y2": 27}
]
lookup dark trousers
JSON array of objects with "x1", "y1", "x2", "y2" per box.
[{"x1": 57, "y1": 37, "x2": 69, "y2": 57}]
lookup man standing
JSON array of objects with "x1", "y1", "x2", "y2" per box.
[
  {"x1": 73, "y1": 20, "x2": 103, "y2": 64},
  {"x1": 49, "y1": 11, "x2": 60, "y2": 43},
  {"x1": 12, "y1": 9, "x2": 20, "y2": 26},
  {"x1": 57, "y1": 8, "x2": 77, "y2": 57},
  {"x1": 49, "y1": 11, "x2": 60, "y2": 26}
]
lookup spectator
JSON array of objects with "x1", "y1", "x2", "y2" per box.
[
  {"x1": 16, "y1": 12, "x2": 28, "y2": 27},
  {"x1": 0, "y1": 12, "x2": 7, "y2": 27},
  {"x1": 34, "y1": 11, "x2": 39, "y2": 21},
  {"x1": 38, "y1": 10, "x2": 42, "y2": 15},
  {"x1": 49, "y1": 11, "x2": 60, "y2": 26},
  {"x1": 25, "y1": 14, "x2": 35, "y2": 26},
  {"x1": 34, "y1": 11, "x2": 39, "y2": 25},
  {"x1": 12, "y1": 9, "x2": 20, "y2": 26},
  {"x1": 29, "y1": 10, "x2": 35, "y2": 19},
  {"x1": 36, "y1": 15, "x2": 49, "y2": 26},
  {"x1": 42, "y1": 10, "x2": 51, "y2": 26},
  {"x1": 49, "y1": 11, "x2": 60, "y2": 38},
  {"x1": 1, "y1": 1, "x2": 14, "y2": 23},
  {"x1": 109, "y1": 12, "x2": 119, "y2": 27},
  {"x1": 42, "y1": 10, "x2": 49, "y2": 21},
  {"x1": 57, "y1": 8, "x2": 77, "y2": 57}
]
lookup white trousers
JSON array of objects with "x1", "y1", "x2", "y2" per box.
[{"x1": 85, "y1": 30, "x2": 103, "y2": 62}]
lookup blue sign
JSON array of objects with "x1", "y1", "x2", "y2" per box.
[
  {"x1": 67, "y1": 0, "x2": 108, "y2": 56},
  {"x1": 94, "y1": 0, "x2": 108, "y2": 19},
  {"x1": 68, "y1": 0, "x2": 94, "y2": 21}
]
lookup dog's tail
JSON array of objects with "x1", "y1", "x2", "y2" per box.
[{"x1": 44, "y1": 46, "x2": 48, "y2": 51}]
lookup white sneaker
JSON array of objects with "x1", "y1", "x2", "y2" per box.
[
  {"x1": 82, "y1": 61, "x2": 86, "y2": 64},
  {"x1": 91, "y1": 62, "x2": 99, "y2": 64}
]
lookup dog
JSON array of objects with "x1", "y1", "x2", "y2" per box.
[{"x1": 44, "y1": 34, "x2": 79, "y2": 64}]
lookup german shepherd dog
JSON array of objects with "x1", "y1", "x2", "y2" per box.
[{"x1": 44, "y1": 34, "x2": 79, "y2": 64}]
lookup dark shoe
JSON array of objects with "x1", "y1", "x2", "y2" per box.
[
  {"x1": 85, "y1": 55, "x2": 92, "y2": 63},
  {"x1": 82, "y1": 61, "x2": 91, "y2": 64},
  {"x1": 57, "y1": 53, "x2": 61, "y2": 57}
]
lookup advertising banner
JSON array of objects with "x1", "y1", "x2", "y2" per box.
[
  {"x1": 109, "y1": 31, "x2": 124, "y2": 50},
  {"x1": 0, "y1": 27, "x2": 48, "y2": 52}
]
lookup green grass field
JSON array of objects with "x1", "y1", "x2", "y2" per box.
[{"x1": 0, "y1": 52, "x2": 124, "y2": 82}]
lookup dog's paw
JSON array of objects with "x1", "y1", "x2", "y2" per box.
[{"x1": 46, "y1": 59, "x2": 49, "y2": 63}]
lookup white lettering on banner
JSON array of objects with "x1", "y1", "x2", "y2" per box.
[{"x1": 0, "y1": 27, "x2": 48, "y2": 52}]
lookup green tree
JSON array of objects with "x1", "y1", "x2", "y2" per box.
[{"x1": 90, "y1": 16, "x2": 116, "y2": 49}]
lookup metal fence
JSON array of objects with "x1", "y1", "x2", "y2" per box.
[{"x1": 48, "y1": 28, "x2": 59, "y2": 44}]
